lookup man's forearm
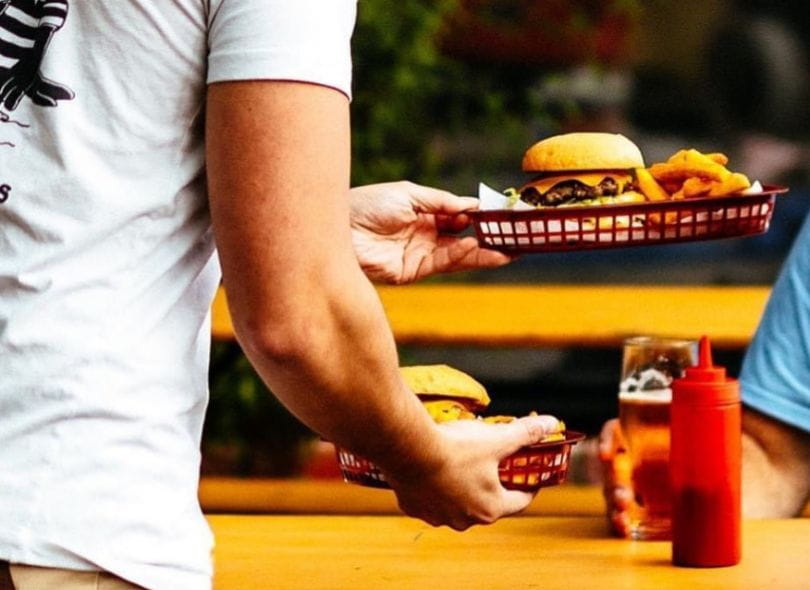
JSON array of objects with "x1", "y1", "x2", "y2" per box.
[
  {"x1": 236, "y1": 263, "x2": 444, "y2": 476},
  {"x1": 742, "y1": 408, "x2": 810, "y2": 517}
]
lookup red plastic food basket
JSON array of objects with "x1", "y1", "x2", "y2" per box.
[
  {"x1": 469, "y1": 186, "x2": 788, "y2": 253},
  {"x1": 334, "y1": 431, "x2": 585, "y2": 491}
]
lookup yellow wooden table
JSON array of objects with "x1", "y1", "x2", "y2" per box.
[
  {"x1": 211, "y1": 284, "x2": 770, "y2": 348},
  {"x1": 208, "y1": 515, "x2": 810, "y2": 589}
]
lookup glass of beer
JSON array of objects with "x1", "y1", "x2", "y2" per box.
[{"x1": 619, "y1": 336, "x2": 697, "y2": 540}]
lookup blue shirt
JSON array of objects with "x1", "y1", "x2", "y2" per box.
[{"x1": 741, "y1": 210, "x2": 810, "y2": 433}]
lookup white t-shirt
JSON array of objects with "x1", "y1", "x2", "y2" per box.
[{"x1": 0, "y1": 1, "x2": 355, "y2": 588}]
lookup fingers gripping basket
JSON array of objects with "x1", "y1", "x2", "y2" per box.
[
  {"x1": 469, "y1": 188, "x2": 786, "y2": 253},
  {"x1": 335, "y1": 431, "x2": 585, "y2": 491}
]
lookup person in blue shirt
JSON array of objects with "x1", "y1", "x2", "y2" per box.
[
  {"x1": 601, "y1": 210, "x2": 810, "y2": 534},
  {"x1": 735, "y1": 208, "x2": 810, "y2": 517}
]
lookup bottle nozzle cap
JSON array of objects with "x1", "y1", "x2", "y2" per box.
[
  {"x1": 684, "y1": 335, "x2": 726, "y2": 381},
  {"x1": 699, "y1": 335, "x2": 713, "y2": 367},
  {"x1": 673, "y1": 335, "x2": 739, "y2": 405}
]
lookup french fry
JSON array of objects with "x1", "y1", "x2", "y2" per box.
[
  {"x1": 649, "y1": 211, "x2": 679, "y2": 226},
  {"x1": 650, "y1": 149, "x2": 731, "y2": 183},
  {"x1": 706, "y1": 152, "x2": 729, "y2": 166},
  {"x1": 648, "y1": 162, "x2": 684, "y2": 183},
  {"x1": 635, "y1": 167, "x2": 670, "y2": 201},
  {"x1": 682, "y1": 177, "x2": 713, "y2": 198},
  {"x1": 665, "y1": 148, "x2": 718, "y2": 167},
  {"x1": 641, "y1": 147, "x2": 753, "y2": 231},
  {"x1": 708, "y1": 172, "x2": 750, "y2": 196},
  {"x1": 664, "y1": 149, "x2": 689, "y2": 163}
]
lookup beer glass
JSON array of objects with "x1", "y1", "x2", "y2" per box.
[{"x1": 619, "y1": 336, "x2": 697, "y2": 540}]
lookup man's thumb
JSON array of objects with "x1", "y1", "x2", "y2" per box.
[
  {"x1": 411, "y1": 185, "x2": 478, "y2": 214},
  {"x1": 499, "y1": 414, "x2": 563, "y2": 457}
]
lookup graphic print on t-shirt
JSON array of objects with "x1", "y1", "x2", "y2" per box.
[{"x1": 0, "y1": 0, "x2": 73, "y2": 148}]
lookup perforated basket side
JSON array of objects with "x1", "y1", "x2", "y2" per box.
[
  {"x1": 471, "y1": 190, "x2": 783, "y2": 253},
  {"x1": 335, "y1": 448, "x2": 390, "y2": 489},
  {"x1": 499, "y1": 443, "x2": 574, "y2": 490},
  {"x1": 334, "y1": 432, "x2": 585, "y2": 491}
]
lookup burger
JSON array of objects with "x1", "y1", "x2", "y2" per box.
[
  {"x1": 515, "y1": 132, "x2": 647, "y2": 209},
  {"x1": 334, "y1": 364, "x2": 574, "y2": 490},
  {"x1": 400, "y1": 364, "x2": 490, "y2": 423},
  {"x1": 401, "y1": 364, "x2": 565, "y2": 441}
]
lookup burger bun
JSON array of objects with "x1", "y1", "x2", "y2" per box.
[
  {"x1": 522, "y1": 132, "x2": 644, "y2": 173},
  {"x1": 400, "y1": 364, "x2": 490, "y2": 411}
]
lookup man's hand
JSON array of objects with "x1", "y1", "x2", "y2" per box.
[
  {"x1": 598, "y1": 418, "x2": 633, "y2": 537},
  {"x1": 599, "y1": 409, "x2": 810, "y2": 532},
  {"x1": 741, "y1": 408, "x2": 810, "y2": 517},
  {"x1": 384, "y1": 414, "x2": 561, "y2": 531},
  {"x1": 350, "y1": 181, "x2": 513, "y2": 284}
]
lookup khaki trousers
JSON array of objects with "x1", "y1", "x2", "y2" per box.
[{"x1": 0, "y1": 562, "x2": 143, "y2": 590}]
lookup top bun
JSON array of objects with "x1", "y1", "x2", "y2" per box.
[
  {"x1": 522, "y1": 132, "x2": 644, "y2": 173},
  {"x1": 400, "y1": 364, "x2": 490, "y2": 410}
]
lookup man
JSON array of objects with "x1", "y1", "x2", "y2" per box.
[
  {"x1": 0, "y1": 2, "x2": 558, "y2": 589},
  {"x1": 601, "y1": 211, "x2": 810, "y2": 533}
]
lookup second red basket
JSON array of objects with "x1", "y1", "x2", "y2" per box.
[{"x1": 334, "y1": 431, "x2": 585, "y2": 491}]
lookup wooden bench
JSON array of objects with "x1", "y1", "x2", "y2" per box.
[{"x1": 212, "y1": 284, "x2": 771, "y2": 348}]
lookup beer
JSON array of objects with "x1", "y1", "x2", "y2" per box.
[
  {"x1": 619, "y1": 390, "x2": 672, "y2": 540},
  {"x1": 618, "y1": 336, "x2": 696, "y2": 541}
]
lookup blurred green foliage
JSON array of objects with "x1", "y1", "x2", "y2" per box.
[
  {"x1": 350, "y1": 0, "x2": 547, "y2": 192},
  {"x1": 203, "y1": 342, "x2": 312, "y2": 477}
]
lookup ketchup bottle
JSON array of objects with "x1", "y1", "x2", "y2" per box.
[{"x1": 670, "y1": 336, "x2": 741, "y2": 567}]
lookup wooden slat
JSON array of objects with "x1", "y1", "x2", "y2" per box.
[
  {"x1": 199, "y1": 477, "x2": 603, "y2": 516},
  {"x1": 211, "y1": 287, "x2": 234, "y2": 341},
  {"x1": 212, "y1": 284, "x2": 771, "y2": 348}
]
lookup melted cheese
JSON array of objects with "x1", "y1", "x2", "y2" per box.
[
  {"x1": 422, "y1": 400, "x2": 476, "y2": 423},
  {"x1": 521, "y1": 171, "x2": 633, "y2": 194}
]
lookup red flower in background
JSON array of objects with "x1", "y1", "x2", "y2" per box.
[{"x1": 438, "y1": 0, "x2": 640, "y2": 67}]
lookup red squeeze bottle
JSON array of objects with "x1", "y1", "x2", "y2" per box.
[{"x1": 670, "y1": 336, "x2": 741, "y2": 567}]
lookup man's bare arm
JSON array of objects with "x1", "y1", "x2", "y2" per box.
[
  {"x1": 205, "y1": 81, "x2": 561, "y2": 530},
  {"x1": 742, "y1": 407, "x2": 810, "y2": 517},
  {"x1": 205, "y1": 81, "x2": 440, "y2": 476}
]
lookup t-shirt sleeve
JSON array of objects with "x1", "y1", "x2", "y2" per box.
[
  {"x1": 206, "y1": 0, "x2": 356, "y2": 99},
  {"x1": 740, "y1": 211, "x2": 810, "y2": 434}
]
